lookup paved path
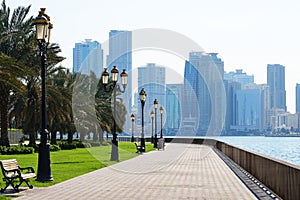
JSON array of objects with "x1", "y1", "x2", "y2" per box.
[{"x1": 16, "y1": 143, "x2": 257, "y2": 200}]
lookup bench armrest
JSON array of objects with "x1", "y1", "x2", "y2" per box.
[{"x1": 19, "y1": 167, "x2": 35, "y2": 173}]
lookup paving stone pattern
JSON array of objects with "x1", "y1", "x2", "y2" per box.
[{"x1": 16, "y1": 143, "x2": 257, "y2": 200}]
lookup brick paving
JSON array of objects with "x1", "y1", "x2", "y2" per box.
[{"x1": 15, "y1": 143, "x2": 257, "y2": 200}]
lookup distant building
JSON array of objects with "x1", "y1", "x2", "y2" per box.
[
  {"x1": 269, "y1": 111, "x2": 298, "y2": 131},
  {"x1": 107, "y1": 30, "x2": 132, "y2": 73},
  {"x1": 183, "y1": 52, "x2": 224, "y2": 134},
  {"x1": 137, "y1": 63, "x2": 166, "y2": 135},
  {"x1": 296, "y1": 83, "x2": 300, "y2": 113},
  {"x1": 224, "y1": 69, "x2": 254, "y2": 89},
  {"x1": 223, "y1": 80, "x2": 241, "y2": 132},
  {"x1": 267, "y1": 64, "x2": 286, "y2": 111},
  {"x1": 107, "y1": 30, "x2": 133, "y2": 134},
  {"x1": 73, "y1": 39, "x2": 102, "y2": 74},
  {"x1": 166, "y1": 84, "x2": 183, "y2": 133},
  {"x1": 232, "y1": 83, "x2": 269, "y2": 132}
]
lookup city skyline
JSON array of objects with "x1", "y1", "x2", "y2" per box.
[{"x1": 7, "y1": 0, "x2": 300, "y2": 113}]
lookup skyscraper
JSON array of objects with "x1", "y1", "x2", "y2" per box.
[
  {"x1": 233, "y1": 84, "x2": 264, "y2": 131},
  {"x1": 166, "y1": 84, "x2": 183, "y2": 133},
  {"x1": 183, "y1": 52, "x2": 224, "y2": 134},
  {"x1": 138, "y1": 63, "x2": 166, "y2": 134},
  {"x1": 296, "y1": 83, "x2": 300, "y2": 113},
  {"x1": 107, "y1": 30, "x2": 132, "y2": 73},
  {"x1": 107, "y1": 30, "x2": 132, "y2": 134},
  {"x1": 223, "y1": 80, "x2": 241, "y2": 132},
  {"x1": 267, "y1": 64, "x2": 286, "y2": 111},
  {"x1": 224, "y1": 69, "x2": 254, "y2": 88},
  {"x1": 73, "y1": 39, "x2": 102, "y2": 74}
]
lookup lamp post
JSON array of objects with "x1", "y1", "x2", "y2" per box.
[
  {"x1": 34, "y1": 8, "x2": 53, "y2": 182},
  {"x1": 153, "y1": 99, "x2": 158, "y2": 148},
  {"x1": 150, "y1": 111, "x2": 154, "y2": 143},
  {"x1": 139, "y1": 88, "x2": 147, "y2": 152},
  {"x1": 101, "y1": 66, "x2": 128, "y2": 161},
  {"x1": 160, "y1": 106, "x2": 164, "y2": 138},
  {"x1": 130, "y1": 114, "x2": 135, "y2": 142}
]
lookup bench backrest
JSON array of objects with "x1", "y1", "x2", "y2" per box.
[{"x1": 0, "y1": 159, "x2": 19, "y2": 171}]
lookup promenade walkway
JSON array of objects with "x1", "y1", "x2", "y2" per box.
[{"x1": 16, "y1": 143, "x2": 257, "y2": 200}]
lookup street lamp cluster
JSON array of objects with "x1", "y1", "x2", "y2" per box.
[
  {"x1": 101, "y1": 66, "x2": 128, "y2": 161},
  {"x1": 33, "y1": 8, "x2": 165, "y2": 182},
  {"x1": 132, "y1": 90, "x2": 164, "y2": 151}
]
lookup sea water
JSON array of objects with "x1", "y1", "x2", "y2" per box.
[{"x1": 217, "y1": 136, "x2": 300, "y2": 166}]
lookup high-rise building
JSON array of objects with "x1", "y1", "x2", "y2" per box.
[
  {"x1": 107, "y1": 30, "x2": 132, "y2": 134},
  {"x1": 232, "y1": 84, "x2": 265, "y2": 131},
  {"x1": 223, "y1": 80, "x2": 241, "y2": 132},
  {"x1": 224, "y1": 69, "x2": 254, "y2": 88},
  {"x1": 107, "y1": 30, "x2": 132, "y2": 73},
  {"x1": 183, "y1": 52, "x2": 224, "y2": 134},
  {"x1": 267, "y1": 64, "x2": 286, "y2": 111},
  {"x1": 166, "y1": 84, "x2": 183, "y2": 134},
  {"x1": 137, "y1": 63, "x2": 166, "y2": 135},
  {"x1": 296, "y1": 83, "x2": 300, "y2": 113},
  {"x1": 73, "y1": 39, "x2": 102, "y2": 74}
]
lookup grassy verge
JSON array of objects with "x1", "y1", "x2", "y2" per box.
[{"x1": 0, "y1": 142, "x2": 156, "y2": 189}]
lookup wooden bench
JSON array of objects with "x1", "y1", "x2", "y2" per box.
[
  {"x1": 0, "y1": 159, "x2": 36, "y2": 192},
  {"x1": 134, "y1": 142, "x2": 145, "y2": 153}
]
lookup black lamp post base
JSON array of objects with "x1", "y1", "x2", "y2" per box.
[
  {"x1": 110, "y1": 140, "x2": 119, "y2": 161},
  {"x1": 140, "y1": 138, "x2": 146, "y2": 152},
  {"x1": 154, "y1": 134, "x2": 158, "y2": 148},
  {"x1": 36, "y1": 143, "x2": 53, "y2": 182},
  {"x1": 131, "y1": 135, "x2": 134, "y2": 142}
]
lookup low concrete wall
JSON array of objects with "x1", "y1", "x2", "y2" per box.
[{"x1": 215, "y1": 141, "x2": 300, "y2": 200}]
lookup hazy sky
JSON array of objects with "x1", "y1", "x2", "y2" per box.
[{"x1": 7, "y1": 0, "x2": 300, "y2": 113}]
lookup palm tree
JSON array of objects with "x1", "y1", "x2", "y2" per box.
[
  {"x1": 94, "y1": 75, "x2": 127, "y2": 140},
  {"x1": 47, "y1": 69, "x2": 73, "y2": 144},
  {"x1": 0, "y1": 1, "x2": 33, "y2": 146},
  {"x1": 0, "y1": 53, "x2": 27, "y2": 146},
  {"x1": 1, "y1": 1, "x2": 66, "y2": 146}
]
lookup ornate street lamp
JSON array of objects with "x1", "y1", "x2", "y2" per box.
[
  {"x1": 101, "y1": 66, "x2": 128, "y2": 161},
  {"x1": 139, "y1": 88, "x2": 147, "y2": 152},
  {"x1": 153, "y1": 99, "x2": 158, "y2": 148},
  {"x1": 34, "y1": 8, "x2": 53, "y2": 182},
  {"x1": 130, "y1": 114, "x2": 135, "y2": 142},
  {"x1": 160, "y1": 106, "x2": 164, "y2": 138},
  {"x1": 150, "y1": 111, "x2": 154, "y2": 143}
]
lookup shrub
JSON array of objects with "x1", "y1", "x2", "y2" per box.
[
  {"x1": 0, "y1": 145, "x2": 34, "y2": 155},
  {"x1": 25, "y1": 144, "x2": 39, "y2": 153},
  {"x1": 75, "y1": 142, "x2": 85, "y2": 148},
  {"x1": 82, "y1": 142, "x2": 92, "y2": 148},
  {"x1": 101, "y1": 141, "x2": 111, "y2": 146},
  {"x1": 50, "y1": 144, "x2": 61, "y2": 151},
  {"x1": 0, "y1": 146, "x2": 7, "y2": 154},
  {"x1": 59, "y1": 142, "x2": 77, "y2": 150}
]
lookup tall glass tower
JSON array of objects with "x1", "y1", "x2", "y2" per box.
[
  {"x1": 107, "y1": 30, "x2": 132, "y2": 134},
  {"x1": 296, "y1": 83, "x2": 300, "y2": 113},
  {"x1": 267, "y1": 64, "x2": 286, "y2": 111},
  {"x1": 73, "y1": 39, "x2": 102, "y2": 74},
  {"x1": 183, "y1": 52, "x2": 224, "y2": 134},
  {"x1": 137, "y1": 63, "x2": 166, "y2": 136}
]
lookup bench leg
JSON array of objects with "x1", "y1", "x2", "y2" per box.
[
  {"x1": 1, "y1": 179, "x2": 19, "y2": 193},
  {"x1": 16, "y1": 178, "x2": 33, "y2": 190}
]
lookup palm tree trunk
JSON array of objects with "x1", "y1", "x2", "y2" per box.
[
  {"x1": 98, "y1": 128, "x2": 104, "y2": 142},
  {"x1": 0, "y1": 87, "x2": 10, "y2": 147}
]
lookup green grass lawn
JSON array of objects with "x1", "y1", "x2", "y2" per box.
[{"x1": 0, "y1": 142, "x2": 156, "y2": 190}]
